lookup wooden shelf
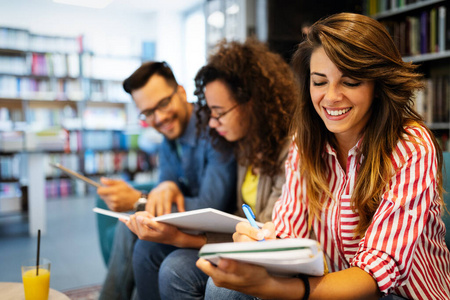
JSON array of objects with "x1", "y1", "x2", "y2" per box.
[
  {"x1": 428, "y1": 123, "x2": 450, "y2": 130},
  {"x1": 0, "y1": 48, "x2": 27, "y2": 56},
  {"x1": 372, "y1": 0, "x2": 446, "y2": 19},
  {"x1": 403, "y1": 51, "x2": 450, "y2": 64}
]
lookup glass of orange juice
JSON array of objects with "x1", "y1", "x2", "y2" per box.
[{"x1": 21, "y1": 258, "x2": 51, "y2": 300}]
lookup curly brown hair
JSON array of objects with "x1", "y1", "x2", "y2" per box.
[{"x1": 195, "y1": 38, "x2": 299, "y2": 176}]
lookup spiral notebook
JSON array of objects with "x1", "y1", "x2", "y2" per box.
[{"x1": 199, "y1": 238, "x2": 325, "y2": 276}]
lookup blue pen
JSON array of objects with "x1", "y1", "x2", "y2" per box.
[{"x1": 242, "y1": 204, "x2": 265, "y2": 241}]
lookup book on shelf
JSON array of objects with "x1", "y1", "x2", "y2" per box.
[
  {"x1": 413, "y1": 74, "x2": 450, "y2": 150},
  {"x1": 378, "y1": 4, "x2": 449, "y2": 57},
  {"x1": 0, "y1": 154, "x2": 21, "y2": 180},
  {"x1": 29, "y1": 33, "x2": 81, "y2": 54},
  {"x1": 0, "y1": 27, "x2": 29, "y2": 51},
  {"x1": 82, "y1": 106, "x2": 126, "y2": 130},
  {"x1": 409, "y1": 15, "x2": 421, "y2": 56},
  {"x1": 420, "y1": 10, "x2": 429, "y2": 55},
  {"x1": 82, "y1": 149, "x2": 154, "y2": 176},
  {"x1": 0, "y1": 26, "x2": 139, "y2": 103},
  {"x1": 29, "y1": 52, "x2": 81, "y2": 78},
  {"x1": 67, "y1": 54, "x2": 80, "y2": 78},
  {"x1": 425, "y1": 78, "x2": 434, "y2": 124},
  {"x1": 365, "y1": 0, "x2": 418, "y2": 15},
  {"x1": 52, "y1": 53, "x2": 68, "y2": 77},
  {"x1": 0, "y1": 131, "x2": 24, "y2": 152},
  {"x1": 430, "y1": 7, "x2": 437, "y2": 53},
  {"x1": 0, "y1": 181, "x2": 22, "y2": 214},
  {"x1": 0, "y1": 56, "x2": 27, "y2": 75},
  {"x1": 24, "y1": 129, "x2": 67, "y2": 151},
  {"x1": 438, "y1": 5, "x2": 448, "y2": 52}
]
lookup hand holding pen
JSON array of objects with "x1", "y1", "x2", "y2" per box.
[{"x1": 241, "y1": 204, "x2": 271, "y2": 241}]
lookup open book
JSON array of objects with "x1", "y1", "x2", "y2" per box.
[
  {"x1": 93, "y1": 207, "x2": 262, "y2": 234},
  {"x1": 199, "y1": 238, "x2": 324, "y2": 276}
]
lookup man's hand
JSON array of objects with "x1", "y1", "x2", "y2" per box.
[
  {"x1": 97, "y1": 177, "x2": 141, "y2": 212},
  {"x1": 145, "y1": 181, "x2": 185, "y2": 216},
  {"x1": 121, "y1": 211, "x2": 207, "y2": 248},
  {"x1": 122, "y1": 211, "x2": 181, "y2": 244}
]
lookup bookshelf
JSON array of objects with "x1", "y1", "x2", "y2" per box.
[
  {"x1": 364, "y1": 0, "x2": 450, "y2": 151},
  {"x1": 0, "y1": 27, "x2": 158, "y2": 231},
  {"x1": 368, "y1": 0, "x2": 446, "y2": 19}
]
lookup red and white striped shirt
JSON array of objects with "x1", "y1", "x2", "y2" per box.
[{"x1": 273, "y1": 125, "x2": 450, "y2": 299}]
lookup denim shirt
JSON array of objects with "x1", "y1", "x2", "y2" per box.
[{"x1": 158, "y1": 106, "x2": 237, "y2": 213}]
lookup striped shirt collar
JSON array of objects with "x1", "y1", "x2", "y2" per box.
[{"x1": 324, "y1": 136, "x2": 363, "y2": 157}]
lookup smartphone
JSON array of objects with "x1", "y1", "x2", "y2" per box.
[{"x1": 49, "y1": 162, "x2": 101, "y2": 188}]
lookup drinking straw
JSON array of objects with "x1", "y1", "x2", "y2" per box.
[{"x1": 36, "y1": 229, "x2": 41, "y2": 276}]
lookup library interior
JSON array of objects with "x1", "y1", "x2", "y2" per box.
[{"x1": 0, "y1": 0, "x2": 450, "y2": 299}]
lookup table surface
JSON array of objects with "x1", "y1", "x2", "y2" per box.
[{"x1": 0, "y1": 282, "x2": 70, "y2": 300}]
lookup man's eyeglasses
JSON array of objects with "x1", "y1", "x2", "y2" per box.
[
  {"x1": 209, "y1": 103, "x2": 240, "y2": 123},
  {"x1": 138, "y1": 86, "x2": 178, "y2": 122}
]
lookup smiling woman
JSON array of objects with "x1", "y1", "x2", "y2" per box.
[
  {"x1": 203, "y1": 80, "x2": 246, "y2": 142},
  {"x1": 309, "y1": 47, "x2": 375, "y2": 167}
]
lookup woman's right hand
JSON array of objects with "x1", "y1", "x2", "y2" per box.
[{"x1": 232, "y1": 221, "x2": 276, "y2": 242}]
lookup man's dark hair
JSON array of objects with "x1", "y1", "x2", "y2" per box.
[{"x1": 123, "y1": 61, "x2": 178, "y2": 94}]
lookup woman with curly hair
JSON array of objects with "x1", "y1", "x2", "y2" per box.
[
  {"x1": 194, "y1": 38, "x2": 297, "y2": 222},
  {"x1": 127, "y1": 38, "x2": 298, "y2": 300},
  {"x1": 197, "y1": 13, "x2": 450, "y2": 300}
]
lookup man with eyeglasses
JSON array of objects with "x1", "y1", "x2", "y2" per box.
[{"x1": 97, "y1": 61, "x2": 237, "y2": 300}]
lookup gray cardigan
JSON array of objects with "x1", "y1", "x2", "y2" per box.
[
  {"x1": 233, "y1": 140, "x2": 290, "y2": 223},
  {"x1": 206, "y1": 140, "x2": 290, "y2": 243}
]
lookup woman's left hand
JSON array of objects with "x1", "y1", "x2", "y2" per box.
[{"x1": 196, "y1": 257, "x2": 274, "y2": 297}]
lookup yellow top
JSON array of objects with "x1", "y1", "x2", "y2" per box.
[{"x1": 241, "y1": 166, "x2": 259, "y2": 212}]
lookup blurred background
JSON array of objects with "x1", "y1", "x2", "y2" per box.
[{"x1": 0, "y1": 0, "x2": 448, "y2": 294}]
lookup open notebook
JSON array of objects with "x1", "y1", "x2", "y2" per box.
[
  {"x1": 199, "y1": 238, "x2": 325, "y2": 276},
  {"x1": 93, "y1": 207, "x2": 263, "y2": 234}
]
